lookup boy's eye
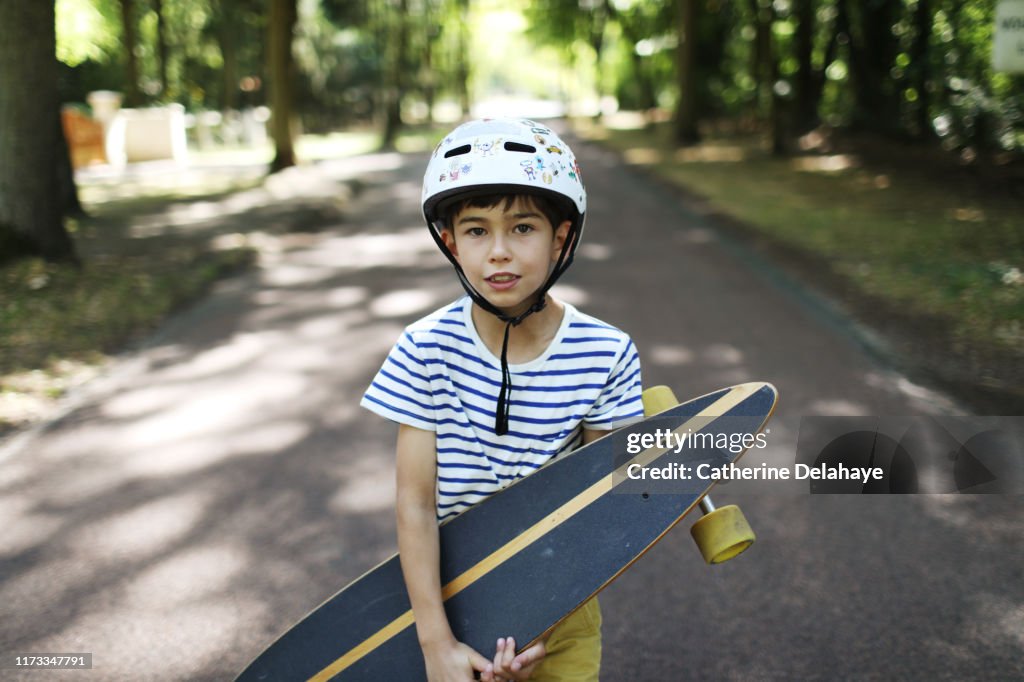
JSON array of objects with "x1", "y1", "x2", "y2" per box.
[
  {"x1": 514, "y1": 224, "x2": 535, "y2": 234},
  {"x1": 466, "y1": 227, "x2": 486, "y2": 237}
]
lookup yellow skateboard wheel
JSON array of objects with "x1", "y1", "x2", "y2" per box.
[
  {"x1": 642, "y1": 385, "x2": 679, "y2": 416},
  {"x1": 690, "y1": 504, "x2": 755, "y2": 564}
]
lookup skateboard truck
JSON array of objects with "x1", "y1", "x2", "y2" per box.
[{"x1": 641, "y1": 386, "x2": 756, "y2": 565}]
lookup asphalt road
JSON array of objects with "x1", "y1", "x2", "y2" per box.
[{"x1": 1, "y1": 129, "x2": 1021, "y2": 681}]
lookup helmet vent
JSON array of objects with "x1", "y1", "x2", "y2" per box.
[
  {"x1": 504, "y1": 142, "x2": 536, "y2": 153},
  {"x1": 444, "y1": 144, "x2": 472, "y2": 158}
]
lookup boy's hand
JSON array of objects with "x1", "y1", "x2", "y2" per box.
[
  {"x1": 422, "y1": 638, "x2": 490, "y2": 682},
  {"x1": 481, "y1": 636, "x2": 546, "y2": 682}
]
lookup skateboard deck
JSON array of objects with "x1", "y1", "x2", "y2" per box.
[{"x1": 237, "y1": 382, "x2": 777, "y2": 681}]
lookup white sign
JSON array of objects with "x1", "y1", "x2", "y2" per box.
[{"x1": 993, "y1": 0, "x2": 1024, "y2": 72}]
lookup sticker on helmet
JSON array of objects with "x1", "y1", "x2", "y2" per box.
[
  {"x1": 475, "y1": 138, "x2": 502, "y2": 156},
  {"x1": 520, "y1": 159, "x2": 537, "y2": 181},
  {"x1": 448, "y1": 159, "x2": 461, "y2": 182}
]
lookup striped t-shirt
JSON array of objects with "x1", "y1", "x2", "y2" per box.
[{"x1": 361, "y1": 296, "x2": 644, "y2": 521}]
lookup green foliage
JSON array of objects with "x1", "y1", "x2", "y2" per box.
[
  {"x1": 931, "y1": 1, "x2": 1024, "y2": 151},
  {"x1": 56, "y1": 0, "x2": 121, "y2": 67},
  {"x1": 293, "y1": 0, "x2": 383, "y2": 129},
  {"x1": 520, "y1": 0, "x2": 1022, "y2": 153},
  {"x1": 49, "y1": 0, "x2": 1024, "y2": 150}
]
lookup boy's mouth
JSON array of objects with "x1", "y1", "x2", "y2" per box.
[{"x1": 485, "y1": 272, "x2": 520, "y2": 290}]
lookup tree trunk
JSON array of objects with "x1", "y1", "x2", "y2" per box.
[
  {"x1": 909, "y1": 0, "x2": 933, "y2": 139},
  {"x1": 268, "y1": 0, "x2": 298, "y2": 172},
  {"x1": 674, "y1": 0, "x2": 700, "y2": 145},
  {"x1": 792, "y1": 0, "x2": 818, "y2": 133},
  {"x1": 154, "y1": 0, "x2": 169, "y2": 98},
  {"x1": 590, "y1": 6, "x2": 607, "y2": 120},
  {"x1": 810, "y1": 11, "x2": 841, "y2": 114},
  {"x1": 765, "y1": 3, "x2": 787, "y2": 155},
  {"x1": 456, "y1": 0, "x2": 471, "y2": 117},
  {"x1": 0, "y1": 0, "x2": 77, "y2": 263},
  {"x1": 120, "y1": 0, "x2": 143, "y2": 106},
  {"x1": 630, "y1": 48, "x2": 659, "y2": 114},
  {"x1": 214, "y1": 0, "x2": 240, "y2": 111},
  {"x1": 841, "y1": 0, "x2": 903, "y2": 136},
  {"x1": 221, "y1": 30, "x2": 240, "y2": 112},
  {"x1": 381, "y1": 0, "x2": 409, "y2": 150},
  {"x1": 748, "y1": 0, "x2": 772, "y2": 119},
  {"x1": 746, "y1": 0, "x2": 786, "y2": 152},
  {"x1": 423, "y1": 18, "x2": 439, "y2": 125}
]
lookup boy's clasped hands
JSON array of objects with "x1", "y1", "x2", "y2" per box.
[{"x1": 423, "y1": 635, "x2": 546, "y2": 682}]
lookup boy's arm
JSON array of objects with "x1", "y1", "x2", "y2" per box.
[
  {"x1": 581, "y1": 427, "x2": 609, "y2": 446},
  {"x1": 395, "y1": 424, "x2": 490, "y2": 681}
]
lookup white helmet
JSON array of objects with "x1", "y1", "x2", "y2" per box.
[
  {"x1": 422, "y1": 118, "x2": 586, "y2": 235},
  {"x1": 420, "y1": 118, "x2": 589, "y2": 436}
]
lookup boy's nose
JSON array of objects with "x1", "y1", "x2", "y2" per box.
[{"x1": 488, "y1": 236, "x2": 511, "y2": 261}]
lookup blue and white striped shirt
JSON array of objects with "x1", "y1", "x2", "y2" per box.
[{"x1": 361, "y1": 297, "x2": 644, "y2": 520}]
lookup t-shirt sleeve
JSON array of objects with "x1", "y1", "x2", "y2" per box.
[
  {"x1": 360, "y1": 331, "x2": 438, "y2": 431},
  {"x1": 584, "y1": 337, "x2": 644, "y2": 430}
]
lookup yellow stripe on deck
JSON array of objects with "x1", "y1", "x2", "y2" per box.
[{"x1": 309, "y1": 384, "x2": 760, "y2": 681}]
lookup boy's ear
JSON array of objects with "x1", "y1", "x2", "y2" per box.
[
  {"x1": 551, "y1": 220, "x2": 572, "y2": 260},
  {"x1": 440, "y1": 228, "x2": 459, "y2": 259}
]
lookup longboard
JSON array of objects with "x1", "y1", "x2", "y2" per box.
[{"x1": 237, "y1": 382, "x2": 778, "y2": 681}]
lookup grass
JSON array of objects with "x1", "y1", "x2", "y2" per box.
[
  {"x1": 574, "y1": 116, "x2": 1024, "y2": 372},
  {"x1": 1, "y1": 247, "x2": 254, "y2": 376},
  {"x1": 0, "y1": 237, "x2": 257, "y2": 435}
]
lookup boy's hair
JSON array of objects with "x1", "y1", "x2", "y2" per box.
[{"x1": 440, "y1": 192, "x2": 570, "y2": 235}]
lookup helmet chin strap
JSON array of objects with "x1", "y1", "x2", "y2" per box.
[{"x1": 428, "y1": 222, "x2": 579, "y2": 435}]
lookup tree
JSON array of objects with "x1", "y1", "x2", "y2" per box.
[
  {"x1": 212, "y1": 0, "x2": 241, "y2": 110},
  {"x1": 908, "y1": 0, "x2": 933, "y2": 139},
  {"x1": 268, "y1": 0, "x2": 298, "y2": 172},
  {"x1": 0, "y1": 0, "x2": 77, "y2": 263},
  {"x1": 674, "y1": 0, "x2": 700, "y2": 144},
  {"x1": 839, "y1": 0, "x2": 903, "y2": 136},
  {"x1": 154, "y1": 0, "x2": 170, "y2": 97},
  {"x1": 604, "y1": 0, "x2": 661, "y2": 113},
  {"x1": 119, "y1": 0, "x2": 144, "y2": 106},
  {"x1": 454, "y1": 0, "x2": 471, "y2": 116},
  {"x1": 791, "y1": 0, "x2": 818, "y2": 133},
  {"x1": 793, "y1": 0, "x2": 841, "y2": 136},
  {"x1": 381, "y1": 0, "x2": 410, "y2": 150},
  {"x1": 526, "y1": 0, "x2": 610, "y2": 118}
]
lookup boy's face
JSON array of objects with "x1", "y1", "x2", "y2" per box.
[{"x1": 441, "y1": 196, "x2": 571, "y2": 317}]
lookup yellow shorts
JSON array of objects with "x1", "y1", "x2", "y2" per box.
[{"x1": 529, "y1": 597, "x2": 602, "y2": 682}]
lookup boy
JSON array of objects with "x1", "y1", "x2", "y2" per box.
[{"x1": 361, "y1": 119, "x2": 643, "y2": 681}]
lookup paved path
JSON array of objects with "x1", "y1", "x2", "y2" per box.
[{"x1": 1, "y1": 132, "x2": 1021, "y2": 681}]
